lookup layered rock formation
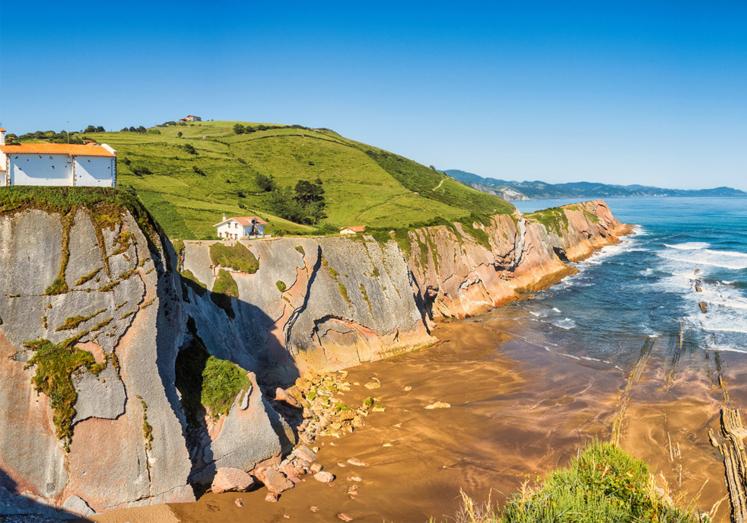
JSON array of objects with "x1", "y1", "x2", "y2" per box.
[
  {"x1": 0, "y1": 198, "x2": 627, "y2": 518},
  {"x1": 0, "y1": 205, "x2": 282, "y2": 519}
]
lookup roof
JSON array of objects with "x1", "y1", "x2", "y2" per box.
[
  {"x1": 213, "y1": 216, "x2": 268, "y2": 227},
  {"x1": 341, "y1": 225, "x2": 366, "y2": 233},
  {"x1": 0, "y1": 143, "x2": 116, "y2": 158},
  {"x1": 0, "y1": 128, "x2": 6, "y2": 132}
]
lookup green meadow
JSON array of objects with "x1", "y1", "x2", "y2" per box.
[{"x1": 77, "y1": 121, "x2": 513, "y2": 239}]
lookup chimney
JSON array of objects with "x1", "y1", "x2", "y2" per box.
[{"x1": 0, "y1": 128, "x2": 6, "y2": 146}]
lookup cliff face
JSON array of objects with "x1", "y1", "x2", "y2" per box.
[
  {"x1": 0, "y1": 206, "x2": 283, "y2": 519},
  {"x1": 406, "y1": 200, "x2": 629, "y2": 319},
  {"x1": 0, "y1": 198, "x2": 627, "y2": 517}
]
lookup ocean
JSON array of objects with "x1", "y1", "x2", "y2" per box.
[{"x1": 511, "y1": 197, "x2": 747, "y2": 363}]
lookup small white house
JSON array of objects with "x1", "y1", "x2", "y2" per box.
[
  {"x1": 0, "y1": 129, "x2": 117, "y2": 188},
  {"x1": 180, "y1": 115, "x2": 202, "y2": 122},
  {"x1": 340, "y1": 225, "x2": 366, "y2": 236},
  {"x1": 214, "y1": 215, "x2": 267, "y2": 240}
]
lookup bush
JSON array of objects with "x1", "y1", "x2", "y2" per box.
[
  {"x1": 132, "y1": 166, "x2": 152, "y2": 177},
  {"x1": 453, "y1": 442, "x2": 701, "y2": 523},
  {"x1": 255, "y1": 173, "x2": 276, "y2": 192},
  {"x1": 233, "y1": 123, "x2": 246, "y2": 134},
  {"x1": 182, "y1": 144, "x2": 197, "y2": 155},
  {"x1": 192, "y1": 166, "x2": 206, "y2": 177},
  {"x1": 175, "y1": 339, "x2": 249, "y2": 422},
  {"x1": 201, "y1": 356, "x2": 249, "y2": 418}
]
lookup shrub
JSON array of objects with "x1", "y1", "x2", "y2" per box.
[
  {"x1": 276, "y1": 280, "x2": 287, "y2": 292},
  {"x1": 132, "y1": 166, "x2": 152, "y2": 177},
  {"x1": 255, "y1": 173, "x2": 276, "y2": 192},
  {"x1": 452, "y1": 442, "x2": 700, "y2": 523},
  {"x1": 182, "y1": 144, "x2": 197, "y2": 155},
  {"x1": 201, "y1": 356, "x2": 249, "y2": 418},
  {"x1": 192, "y1": 166, "x2": 206, "y2": 177},
  {"x1": 233, "y1": 123, "x2": 246, "y2": 134},
  {"x1": 175, "y1": 339, "x2": 249, "y2": 422}
]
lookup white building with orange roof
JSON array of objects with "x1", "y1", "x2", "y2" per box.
[
  {"x1": 0, "y1": 128, "x2": 117, "y2": 188},
  {"x1": 214, "y1": 215, "x2": 267, "y2": 239}
]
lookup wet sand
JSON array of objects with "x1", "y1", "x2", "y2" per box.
[{"x1": 96, "y1": 310, "x2": 739, "y2": 522}]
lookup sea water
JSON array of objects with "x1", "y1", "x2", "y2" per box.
[{"x1": 511, "y1": 197, "x2": 747, "y2": 364}]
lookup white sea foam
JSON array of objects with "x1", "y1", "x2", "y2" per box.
[
  {"x1": 658, "y1": 250, "x2": 747, "y2": 270},
  {"x1": 552, "y1": 318, "x2": 577, "y2": 330},
  {"x1": 663, "y1": 242, "x2": 711, "y2": 250},
  {"x1": 706, "y1": 344, "x2": 747, "y2": 354}
]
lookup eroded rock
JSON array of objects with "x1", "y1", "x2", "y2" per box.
[{"x1": 211, "y1": 468, "x2": 254, "y2": 494}]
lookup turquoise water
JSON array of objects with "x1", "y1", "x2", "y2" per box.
[{"x1": 508, "y1": 197, "x2": 747, "y2": 364}]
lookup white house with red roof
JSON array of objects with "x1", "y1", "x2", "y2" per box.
[
  {"x1": 0, "y1": 128, "x2": 117, "y2": 188},
  {"x1": 340, "y1": 225, "x2": 366, "y2": 236},
  {"x1": 214, "y1": 215, "x2": 267, "y2": 239}
]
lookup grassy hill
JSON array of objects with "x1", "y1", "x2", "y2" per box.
[{"x1": 68, "y1": 121, "x2": 513, "y2": 239}]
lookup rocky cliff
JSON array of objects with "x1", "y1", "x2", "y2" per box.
[
  {"x1": 0, "y1": 199, "x2": 283, "y2": 520},
  {"x1": 0, "y1": 196, "x2": 627, "y2": 518}
]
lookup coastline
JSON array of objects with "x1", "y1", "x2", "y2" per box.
[{"x1": 91, "y1": 205, "x2": 636, "y2": 522}]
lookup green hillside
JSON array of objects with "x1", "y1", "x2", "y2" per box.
[{"x1": 41, "y1": 121, "x2": 514, "y2": 239}]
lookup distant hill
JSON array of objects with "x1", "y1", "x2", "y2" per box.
[
  {"x1": 14, "y1": 122, "x2": 513, "y2": 239},
  {"x1": 445, "y1": 169, "x2": 747, "y2": 200}
]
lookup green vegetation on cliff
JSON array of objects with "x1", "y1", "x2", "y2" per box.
[
  {"x1": 20, "y1": 121, "x2": 513, "y2": 239},
  {"x1": 453, "y1": 442, "x2": 700, "y2": 523},
  {"x1": 201, "y1": 356, "x2": 250, "y2": 418},
  {"x1": 525, "y1": 206, "x2": 569, "y2": 236},
  {"x1": 209, "y1": 242, "x2": 259, "y2": 273},
  {"x1": 175, "y1": 337, "x2": 250, "y2": 422},
  {"x1": 212, "y1": 269, "x2": 239, "y2": 297},
  {"x1": 24, "y1": 338, "x2": 104, "y2": 450}
]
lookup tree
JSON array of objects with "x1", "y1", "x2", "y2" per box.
[
  {"x1": 177, "y1": 131, "x2": 183, "y2": 138},
  {"x1": 233, "y1": 123, "x2": 246, "y2": 134},
  {"x1": 255, "y1": 173, "x2": 276, "y2": 192},
  {"x1": 294, "y1": 178, "x2": 325, "y2": 206},
  {"x1": 268, "y1": 188, "x2": 306, "y2": 223},
  {"x1": 267, "y1": 178, "x2": 327, "y2": 225}
]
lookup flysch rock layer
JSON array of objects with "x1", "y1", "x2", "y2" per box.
[{"x1": 0, "y1": 199, "x2": 627, "y2": 517}]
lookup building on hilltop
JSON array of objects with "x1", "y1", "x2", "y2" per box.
[
  {"x1": 0, "y1": 129, "x2": 117, "y2": 188},
  {"x1": 214, "y1": 215, "x2": 267, "y2": 240},
  {"x1": 180, "y1": 115, "x2": 202, "y2": 122},
  {"x1": 340, "y1": 225, "x2": 366, "y2": 236}
]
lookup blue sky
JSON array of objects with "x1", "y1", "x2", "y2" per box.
[{"x1": 1, "y1": 1, "x2": 746, "y2": 189}]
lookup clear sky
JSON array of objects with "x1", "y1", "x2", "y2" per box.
[{"x1": 1, "y1": 1, "x2": 745, "y2": 189}]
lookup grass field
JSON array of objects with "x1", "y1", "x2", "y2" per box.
[{"x1": 64, "y1": 121, "x2": 514, "y2": 239}]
